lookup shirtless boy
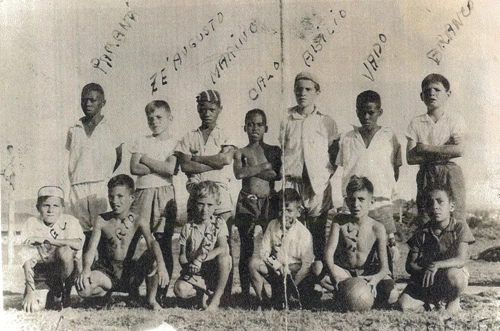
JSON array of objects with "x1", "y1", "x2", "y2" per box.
[
  {"x1": 313, "y1": 176, "x2": 397, "y2": 308},
  {"x1": 75, "y1": 174, "x2": 169, "y2": 310},
  {"x1": 233, "y1": 109, "x2": 281, "y2": 296}
]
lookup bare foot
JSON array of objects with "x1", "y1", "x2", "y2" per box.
[
  {"x1": 205, "y1": 297, "x2": 220, "y2": 312},
  {"x1": 205, "y1": 302, "x2": 220, "y2": 312},
  {"x1": 201, "y1": 293, "x2": 209, "y2": 310},
  {"x1": 445, "y1": 298, "x2": 462, "y2": 314},
  {"x1": 147, "y1": 300, "x2": 163, "y2": 311},
  {"x1": 388, "y1": 288, "x2": 400, "y2": 304}
]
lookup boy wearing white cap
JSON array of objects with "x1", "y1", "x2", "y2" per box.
[
  {"x1": 20, "y1": 186, "x2": 85, "y2": 312},
  {"x1": 279, "y1": 72, "x2": 340, "y2": 261}
]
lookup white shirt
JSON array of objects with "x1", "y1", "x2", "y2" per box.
[
  {"x1": 337, "y1": 126, "x2": 401, "y2": 201},
  {"x1": 66, "y1": 117, "x2": 120, "y2": 185},
  {"x1": 279, "y1": 107, "x2": 339, "y2": 194},
  {"x1": 260, "y1": 218, "x2": 314, "y2": 266},
  {"x1": 175, "y1": 125, "x2": 235, "y2": 187},
  {"x1": 130, "y1": 135, "x2": 178, "y2": 189},
  {"x1": 406, "y1": 110, "x2": 466, "y2": 148},
  {"x1": 20, "y1": 214, "x2": 85, "y2": 262}
]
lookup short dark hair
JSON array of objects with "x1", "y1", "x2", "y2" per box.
[
  {"x1": 81, "y1": 83, "x2": 105, "y2": 98},
  {"x1": 421, "y1": 74, "x2": 450, "y2": 92},
  {"x1": 107, "y1": 174, "x2": 135, "y2": 194},
  {"x1": 356, "y1": 90, "x2": 381, "y2": 109},
  {"x1": 346, "y1": 175, "x2": 374, "y2": 197},
  {"x1": 145, "y1": 100, "x2": 171, "y2": 115},
  {"x1": 424, "y1": 183, "x2": 454, "y2": 203},
  {"x1": 245, "y1": 109, "x2": 267, "y2": 126},
  {"x1": 278, "y1": 188, "x2": 303, "y2": 209}
]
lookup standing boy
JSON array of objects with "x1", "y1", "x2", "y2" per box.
[
  {"x1": 279, "y1": 72, "x2": 340, "y2": 261},
  {"x1": 129, "y1": 100, "x2": 178, "y2": 306},
  {"x1": 233, "y1": 109, "x2": 281, "y2": 296},
  {"x1": 21, "y1": 186, "x2": 84, "y2": 312},
  {"x1": 398, "y1": 185, "x2": 474, "y2": 313},
  {"x1": 249, "y1": 189, "x2": 316, "y2": 310},
  {"x1": 66, "y1": 83, "x2": 122, "y2": 247},
  {"x1": 406, "y1": 74, "x2": 466, "y2": 222},
  {"x1": 336, "y1": 90, "x2": 401, "y2": 259},
  {"x1": 313, "y1": 176, "x2": 397, "y2": 308},
  {"x1": 174, "y1": 181, "x2": 232, "y2": 311},
  {"x1": 75, "y1": 174, "x2": 169, "y2": 310},
  {"x1": 175, "y1": 90, "x2": 236, "y2": 222}
]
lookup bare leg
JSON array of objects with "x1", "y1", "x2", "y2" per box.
[
  {"x1": 145, "y1": 274, "x2": 162, "y2": 311},
  {"x1": 56, "y1": 246, "x2": 77, "y2": 307},
  {"x1": 206, "y1": 252, "x2": 232, "y2": 311},
  {"x1": 174, "y1": 279, "x2": 197, "y2": 299},
  {"x1": 77, "y1": 271, "x2": 112, "y2": 298},
  {"x1": 444, "y1": 268, "x2": 468, "y2": 314},
  {"x1": 249, "y1": 256, "x2": 269, "y2": 309}
]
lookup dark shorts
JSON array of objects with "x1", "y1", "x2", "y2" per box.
[
  {"x1": 33, "y1": 263, "x2": 60, "y2": 290},
  {"x1": 178, "y1": 259, "x2": 219, "y2": 293},
  {"x1": 92, "y1": 250, "x2": 156, "y2": 292},
  {"x1": 404, "y1": 267, "x2": 469, "y2": 303},
  {"x1": 234, "y1": 191, "x2": 278, "y2": 229}
]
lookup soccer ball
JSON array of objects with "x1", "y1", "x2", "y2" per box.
[{"x1": 339, "y1": 277, "x2": 375, "y2": 312}]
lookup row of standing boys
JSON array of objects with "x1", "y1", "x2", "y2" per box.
[{"x1": 21, "y1": 72, "x2": 474, "y2": 314}]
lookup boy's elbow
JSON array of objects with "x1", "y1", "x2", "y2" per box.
[
  {"x1": 455, "y1": 145, "x2": 465, "y2": 157},
  {"x1": 406, "y1": 154, "x2": 419, "y2": 165}
]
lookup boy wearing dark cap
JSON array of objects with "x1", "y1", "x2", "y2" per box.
[
  {"x1": 279, "y1": 72, "x2": 340, "y2": 261},
  {"x1": 21, "y1": 186, "x2": 85, "y2": 312}
]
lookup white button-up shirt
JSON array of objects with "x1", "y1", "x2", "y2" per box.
[{"x1": 279, "y1": 107, "x2": 339, "y2": 195}]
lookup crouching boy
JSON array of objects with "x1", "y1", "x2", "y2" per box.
[
  {"x1": 313, "y1": 176, "x2": 397, "y2": 310},
  {"x1": 75, "y1": 175, "x2": 169, "y2": 310},
  {"x1": 398, "y1": 185, "x2": 474, "y2": 313},
  {"x1": 174, "y1": 181, "x2": 232, "y2": 311},
  {"x1": 21, "y1": 186, "x2": 85, "y2": 312},
  {"x1": 249, "y1": 188, "x2": 317, "y2": 310}
]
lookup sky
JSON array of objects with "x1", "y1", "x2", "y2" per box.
[{"x1": 1, "y1": 0, "x2": 500, "y2": 210}]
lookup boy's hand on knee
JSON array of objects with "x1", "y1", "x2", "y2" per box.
[
  {"x1": 76, "y1": 270, "x2": 92, "y2": 291},
  {"x1": 423, "y1": 263, "x2": 438, "y2": 287},
  {"x1": 264, "y1": 255, "x2": 281, "y2": 274},
  {"x1": 363, "y1": 276, "x2": 379, "y2": 297},
  {"x1": 23, "y1": 292, "x2": 41, "y2": 313},
  {"x1": 157, "y1": 267, "x2": 170, "y2": 288}
]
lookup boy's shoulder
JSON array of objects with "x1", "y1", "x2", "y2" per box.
[
  {"x1": 332, "y1": 213, "x2": 359, "y2": 226},
  {"x1": 99, "y1": 211, "x2": 117, "y2": 222}
]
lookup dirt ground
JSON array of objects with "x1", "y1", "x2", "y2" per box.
[{"x1": 2, "y1": 220, "x2": 500, "y2": 330}]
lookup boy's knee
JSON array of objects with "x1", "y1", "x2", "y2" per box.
[
  {"x1": 217, "y1": 252, "x2": 232, "y2": 271},
  {"x1": 249, "y1": 256, "x2": 265, "y2": 275},
  {"x1": 77, "y1": 286, "x2": 93, "y2": 298},
  {"x1": 174, "y1": 280, "x2": 194, "y2": 298},
  {"x1": 445, "y1": 268, "x2": 468, "y2": 290},
  {"x1": 311, "y1": 261, "x2": 323, "y2": 276},
  {"x1": 56, "y1": 246, "x2": 75, "y2": 263}
]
